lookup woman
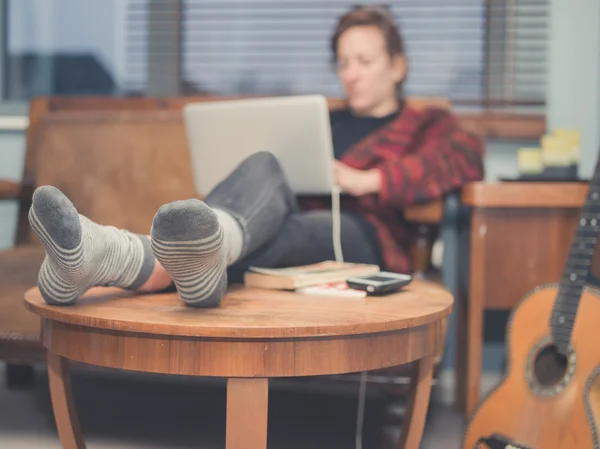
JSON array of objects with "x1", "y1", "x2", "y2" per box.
[{"x1": 29, "y1": 6, "x2": 484, "y2": 307}]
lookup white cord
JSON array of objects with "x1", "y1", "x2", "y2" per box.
[
  {"x1": 331, "y1": 184, "x2": 344, "y2": 264},
  {"x1": 356, "y1": 371, "x2": 368, "y2": 449},
  {"x1": 330, "y1": 184, "x2": 367, "y2": 449}
]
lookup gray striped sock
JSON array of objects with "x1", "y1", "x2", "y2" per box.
[
  {"x1": 28, "y1": 186, "x2": 156, "y2": 306},
  {"x1": 150, "y1": 199, "x2": 228, "y2": 308}
]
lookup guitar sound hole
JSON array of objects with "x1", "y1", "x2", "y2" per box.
[{"x1": 533, "y1": 344, "x2": 568, "y2": 387}]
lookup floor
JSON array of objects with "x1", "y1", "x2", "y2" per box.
[{"x1": 0, "y1": 363, "x2": 466, "y2": 449}]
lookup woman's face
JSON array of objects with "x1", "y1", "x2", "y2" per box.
[{"x1": 336, "y1": 25, "x2": 406, "y2": 117}]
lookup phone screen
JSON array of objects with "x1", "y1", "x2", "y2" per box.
[{"x1": 360, "y1": 275, "x2": 399, "y2": 283}]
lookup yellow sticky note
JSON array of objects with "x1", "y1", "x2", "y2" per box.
[{"x1": 517, "y1": 148, "x2": 543, "y2": 174}]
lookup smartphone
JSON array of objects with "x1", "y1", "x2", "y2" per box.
[{"x1": 346, "y1": 272, "x2": 413, "y2": 295}]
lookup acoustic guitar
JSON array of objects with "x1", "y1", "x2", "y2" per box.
[{"x1": 463, "y1": 163, "x2": 600, "y2": 449}]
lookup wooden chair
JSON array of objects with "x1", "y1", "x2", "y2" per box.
[{"x1": 0, "y1": 95, "x2": 455, "y2": 389}]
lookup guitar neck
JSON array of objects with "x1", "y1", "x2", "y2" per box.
[{"x1": 551, "y1": 162, "x2": 600, "y2": 354}]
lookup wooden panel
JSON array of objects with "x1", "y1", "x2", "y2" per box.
[
  {"x1": 42, "y1": 319, "x2": 437, "y2": 378},
  {"x1": 38, "y1": 94, "x2": 449, "y2": 113},
  {"x1": 466, "y1": 209, "x2": 485, "y2": 416},
  {"x1": 0, "y1": 180, "x2": 19, "y2": 200},
  {"x1": 403, "y1": 200, "x2": 444, "y2": 223},
  {"x1": 161, "y1": 95, "x2": 450, "y2": 113},
  {"x1": 459, "y1": 113, "x2": 546, "y2": 140},
  {"x1": 26, "y1": 280, "x2": 452, "y2": 339},
  {"x1": 22, "y1": 97, "x2": 51, "y2": 186},
  {"x1": 398, "y1": 354, "x2": 435, "y2": 449},
  {"x1": 163, "y1": 96, "x2": 543, "y2": 140},
  {"x1": 47, "y1": 353, "x2": 85, "y2": 449},
  {"x1": 14, "y1": 98, "x2": 51, "y2": 245},
  {"x1": 462, "y1": 182, "x2": 588, "y2": 208},
  {"x1": 404, "y1": 97, "x2": 451, "y2": 111},
  {"x1": 0, "y1": 246, "x2": 45, "y2": 338},
  {"x1": 30, "y1": 96, "x2": 545, "y2": 145},
  {"x1": 226, "y1": 378, "x2": 269, "y2": 449},
  {"x1": 33, "y1": 111, "x2": 197, "y2": 235},
  {"x1": 47, "y1": 96, "x2": 161, "y2": 111},
  {"x1": 476, "y1": 208, "x2": 579, "y2": 309}
]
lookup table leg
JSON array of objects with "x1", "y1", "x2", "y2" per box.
[
  {"x1": 466, "y1": 294, "x2": 483, "y2": 417},
  {"x1": 454, "y1": 288, "x2": 467, "y2": 413},
  {"x1": 465, "y1": 210, "x2": 485, "y2": 418},
  {"x1": 47, "y1": 351, "x2": 86, "y2": 449},
  {"x1": 396, "y1": 354, "x2": 434, "y2": 449},
  {"x1": 226, "y1": 378, "x2": 269, "y2": 449}
]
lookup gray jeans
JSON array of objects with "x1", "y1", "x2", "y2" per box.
[{"x1": 203, "y1": 152, "x2": 383, "y2": 283}]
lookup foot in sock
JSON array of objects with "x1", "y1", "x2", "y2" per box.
[
  {"x1": 150, "y1": 199, "x2": 228, "y2": 308},
  {"x1": 28, "y1": 186, "x2": 156, "y2": 305}
]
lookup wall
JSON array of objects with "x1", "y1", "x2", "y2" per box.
[
  {"x1": 546, "y1": 0, "x2": 600, "y2": 177},
  {"x1": 0, "y1": 130, "x2": 25, "y2": 250}
]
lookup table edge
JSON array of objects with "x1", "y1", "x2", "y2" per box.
[
  {"x1": 461, "y1": 181, "x2": 588, "y2": 208},
  {"x1": 24, "y1": 288, "x2": 453, "y2": 339}
]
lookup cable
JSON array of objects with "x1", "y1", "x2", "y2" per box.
[
  {"x1": 330, "y1": 184, "x2": 367, "y2": 449},
  {"x1": 331, "y1": 184, "x2": 344, "y2": 264},
  {"x1": 355, "y1": 371, "x2": 368, "y2": 449}
]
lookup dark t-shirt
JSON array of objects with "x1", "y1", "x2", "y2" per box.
[
  {"x1": 326, "y1": 106, "x2": 401, "y2": 262},
  {"x1": 330, "y1": 107, "x2": 400, "y2": 159}
]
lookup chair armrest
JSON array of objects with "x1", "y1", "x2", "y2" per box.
[
  {"x1": 0, "y1": 180, "x2": 20, "y2": 200},
  {"x1": 404, "y1": 200, "x2": 444, "y2": 224},
  {"x1": 405, "y1": 199, "x2": 444, "y2": 277},
  {"x1": 407, "y1": 192, "x2": 466, "y2": 279}
]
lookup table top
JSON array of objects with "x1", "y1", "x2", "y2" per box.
[
  {"x1": 24, "y1": 281, "x2": 452, "y2": 339},
  {"x1": 462, "y1": 181, "x2": 588, "y2": 208}
]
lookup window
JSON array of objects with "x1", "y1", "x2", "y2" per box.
[
  {"x1": 2, "y1": 0, "x2": 548, "y2": 116},
  {"x1": 126, "y1": 0, "x2": 548, "y2": 113},
  {"x1": 179, "y1": 0, "x2": 489, "y2": 103},
  {"x1": 3, "y1": 0, "x2": 129, "y2": 100}
]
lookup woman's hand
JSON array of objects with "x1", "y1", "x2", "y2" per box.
[{"x1": 333, "y1": 161, "x2": 381, "y2": 196}]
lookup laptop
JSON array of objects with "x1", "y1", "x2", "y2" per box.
[{"x1": 183, "y1": 95, "x2": 337, "y2": 196}]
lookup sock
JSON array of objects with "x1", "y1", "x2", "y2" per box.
[
  {"x1": 28, "y1": 186, "x2": 156, "y2": 306},
  {"x1": 150, "y1": 199, "x2": 235, "y2": 307},
  {"x1": 214, "y1": 208, "x2": 243, "y2": 265}
]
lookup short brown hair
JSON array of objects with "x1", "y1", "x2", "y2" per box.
[{"x1": 330, "y1": 5, "x2": 405, "y2": 63}]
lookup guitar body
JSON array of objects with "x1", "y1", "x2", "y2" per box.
[{"x1": 463, "y1": 284, "x2": 600, "y2": 449}]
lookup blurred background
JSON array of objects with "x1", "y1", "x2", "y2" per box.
[
  {"x1": 3, "y1": 0, "x2": 546, "y2": 110},
  {"x1": 0, "y1": 1, "x2": 598, "y2": 448}
]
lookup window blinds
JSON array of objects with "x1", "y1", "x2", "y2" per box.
[{"x1": 126, "y1": 0, "x2": 548, "y2": 113}]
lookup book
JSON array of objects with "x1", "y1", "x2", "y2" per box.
[
  {"x1": 243, "y1": 260, "x2": 380, "y2": 290},
  {"x1": 296, "y1": 281, "x2": 367, "y2": 298}
]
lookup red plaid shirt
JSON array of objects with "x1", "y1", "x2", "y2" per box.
[{"x1": 300, "y1": 105, "x2": 485, "y2": 273}]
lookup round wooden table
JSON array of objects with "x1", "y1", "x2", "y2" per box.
[{"x1": 24, "y1": 281, "x2": 452, "y2": 449}]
